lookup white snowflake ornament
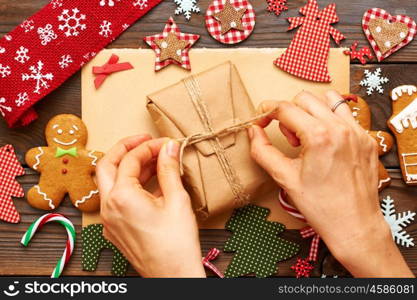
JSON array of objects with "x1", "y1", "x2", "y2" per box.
[
  {"x1": 381, "y1": 195, "x2": 415, "y2": 247},
  {"x1": 58, "y1": 8, "x2": 87, "y2": 37},
  {"x1": 174, "y1": 0, "x2": 200, "y2": 20},
  {"x1": 360, "y1": 68, "x2": 389, "y2": 96}
]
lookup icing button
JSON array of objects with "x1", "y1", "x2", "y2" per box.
[
  {"x1": 62, "y1": 158, "x2": 69, "y2": 164},
  {"x1": 62, "y1": 168, "x2": 68, "y2": 174}
]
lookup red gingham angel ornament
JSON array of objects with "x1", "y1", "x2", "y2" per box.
[
  {"x1": 0, "y1": 144, "x2": 25, "y2": 224},
  {"x1": 274, "y1": 0, "x2": 345, "y2": 82},
  {"x1": 144, "y1": 17, "x2": 200, "y2": 71}
]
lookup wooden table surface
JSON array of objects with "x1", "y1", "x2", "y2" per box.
[{"x1": 0, "y1": 0, "x2": 416, "y2": 277}]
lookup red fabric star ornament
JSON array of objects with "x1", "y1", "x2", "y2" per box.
[
  {"x1": 343, "y1": 42, "x2": 373, "y2": 64},
  {"x1": 0, "y1": 144, "x2": 25, "y2": 224},
  {"x1": 144, "y1": 17, "x2": 200, "y2": 71},
  {"x1": 291, "y1": 258, "x2": 314, "y2": 278},
  {"x1": 274, "y1": 0, "x2": 345, "y2": 82}
]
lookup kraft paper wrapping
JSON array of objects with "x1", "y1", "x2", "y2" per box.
[{"x1": 81, "y1": 48, "x2": 349, "y2": 229}]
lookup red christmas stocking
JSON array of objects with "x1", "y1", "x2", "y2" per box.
[{"x1": 0, "y1": 0, "x2": 162, "y2": 128}]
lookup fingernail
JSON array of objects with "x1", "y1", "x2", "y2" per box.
[
  {"x1": 248, "y1": 126, "x2": 254, "y2": 139},
  {"x1": 166, "y1": 140, "x2": 179, "y2": 158}
]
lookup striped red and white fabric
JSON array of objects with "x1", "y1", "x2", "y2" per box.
[
  {"x1": 0, "y1": 0, "x2": 163, "y2": 128},
  {"x1": 274, "y1": 0, "x2": 345, "y2": 82},
  {"x1": 278, "y1": 189, "x2": 321, "y2": 263},
  {"x1": 0, "y1": 144, "x2": 25, "y2": 224},
  {"x1": 144, "y1": 17, "x2": 200, "y2": 71},
  {"x1": 362, "y1": 8, "x2": 417, "y2": 62},
  {"x1": 205, "y1": 0, "x2": 256, "y2": 45},
  {"x1": 202, "y1": 248, "x2": 224, "y2": 278}
]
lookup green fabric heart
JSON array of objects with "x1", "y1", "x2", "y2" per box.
[{"x1": 224, "y1": 204, "x2": 300, "y2": 278}]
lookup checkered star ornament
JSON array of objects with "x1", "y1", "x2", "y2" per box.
[{"x1": 144, "y1": 17, "x2": 200, "y2": 71}]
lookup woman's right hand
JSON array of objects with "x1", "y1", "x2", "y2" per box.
[{"x1": 248, "y1": 91, "x2": 413, "y2": 277}]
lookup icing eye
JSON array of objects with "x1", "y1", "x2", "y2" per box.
[
  {"x1": 69, "y1": 130, "x2": 75, "y2": 135},
  {"x1": 57, "y1": 129, "x2": 63, "y2": 135}
]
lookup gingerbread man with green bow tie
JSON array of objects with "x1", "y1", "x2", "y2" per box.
[{"x1": 25, "y1": 114, "x2": 104, "y2": 212}]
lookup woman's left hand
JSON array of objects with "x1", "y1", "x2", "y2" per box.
[{"x1": 96, "y1": 135, "x2": 206, "y2": 278}]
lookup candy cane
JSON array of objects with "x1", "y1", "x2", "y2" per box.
[{"x1": 21, "y1": 213, "x2": 76, "y2": 278}]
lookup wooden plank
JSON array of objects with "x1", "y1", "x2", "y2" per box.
[
  {"x1": 0, "y1": 0, "x2": 417, "y2": 62},
  {"x1": 0, "y1": 170, "x2": 415, "y2": 276}
]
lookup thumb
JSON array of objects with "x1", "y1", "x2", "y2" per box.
[
  {"x1": 157, "y1": 139, "x2": 188, "y2": 202},
  {"x1": 248, "y1": 125, "x2": 297, "y2": 186}
]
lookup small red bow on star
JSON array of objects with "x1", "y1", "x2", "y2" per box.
[{"x1": 92, "y1": 54, "x2": 134, "y2": 89}]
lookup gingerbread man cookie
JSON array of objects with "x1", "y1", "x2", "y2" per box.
[
  {"x1": 387, "y1": 85, "x2": 417, "y2": 185},
  {"x1": 25, "y1": 114, "x2": 103, "y2": 212},
  {"x1": 346, "y1": 94, "x2": 394, "y2": 190}
]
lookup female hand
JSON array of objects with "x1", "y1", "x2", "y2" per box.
[
  {"x1": 248, "y1": 91, "x2": 413, "y2": 277},
  {"x1": 96, "y1": 135, "x2": 205, "y2": 278}
]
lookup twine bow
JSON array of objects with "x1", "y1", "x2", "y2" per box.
[
  {"x1": 202, "y1": 248, "x2": 224, "y2": 278},
  {"x1": 93, "y1": 54, "x2": 134, "y2": 89},
  {"x1": 278, "y1": 189, "x2": 321, "y2": 263},
  {"x1": 287, "y1": 0, "x2": 344, "y2": 44}
]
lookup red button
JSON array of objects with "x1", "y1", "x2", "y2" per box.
[
  {"x1": 62, "y1": 158, "x2": 69, "y2": 164},
  {"x1": 62, "y1": 169, "x2": 68, "y2": 174}
]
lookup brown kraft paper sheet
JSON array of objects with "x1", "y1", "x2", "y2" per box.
[{"x1": 81, "y1": 48, "x2": 350, "y2": 229}]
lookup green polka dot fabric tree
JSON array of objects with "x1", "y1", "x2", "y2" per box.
[
  {"x1": 82, "y1": 224, "x2": 128, "y2": 277},
  {"x1": 224, "y1": 204, "x2": 300, "y2": 278}
]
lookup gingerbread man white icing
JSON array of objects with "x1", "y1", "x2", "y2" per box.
[{"x1": 25, "y1": 114, "x2": 104, "y2": 212}]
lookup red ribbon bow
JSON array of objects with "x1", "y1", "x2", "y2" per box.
[
  {"x1": 288, "y1": 0, "x2": 344, "y2": 44},
  {"x1": 92, "y1": 54, "x2": 133, "y2": 89},
  {"x1": 202, "y1": 248, "x2": 224, "y2": 278}
]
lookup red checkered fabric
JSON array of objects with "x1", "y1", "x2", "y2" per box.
[
  {"x1": 362, "y1": 8, "x2": 416, "y2": 62},
  {"x1": 205, "y1": 0, "x2": 255, "y2": 45},
  {"x1": 274, "y1": 0, "x2": 345, "y2": 82},
  {"x1": 144, "y1": 17, "x2": 200, "y2": 71},
  {"x1": 278, "y1": 189, "x2": 321, "y2": 263},
  {"x1": 0, "y1": 0, "x2": 163, "y2": 128},
  {"x1": 0, "y1": 144, "x2": 25, "y2": 224},
  {"x1": 266, "y1": 0, "x2": 288, "y2": 17}
]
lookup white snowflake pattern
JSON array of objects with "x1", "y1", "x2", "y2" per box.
[
  {"x1": 381, "y1": 195, "x2": 415, "y2": 247},
  {"x1": 99, "y1": 20, "x2": 112, "y2": 38},
  {"x1": 360, "y1": 68, "x2": 389, "y2": 95},
  {"x1": 4, "y1": 35, "x2": 12, "y2": 41},
  {"x1": 174, "y1": 0, "x2": 200, "y2": 20},
  {"x1": 50, "y1": 0, "x2": 63, "y2": 9},
  {"x1": 15, "y1": 92, "x2": 29, "y2": 107},
  {"x1": 14, "y1": 46, "x2": 30, "y2": 64},
  {"x1": 0, "y1": 64, "x2": 11, "y2": 78},
  {"x1": 37, "y1": 24, "x2": 58, "y2": 46},
  {"x1": 22, "y1": 61, "x2": 54, "y2": 94},
  {"x1": 59, "y1": 54, "x2": 73, "y2": 69},
  {"x1": 58, "y1": 8, "x2": 87, "y2": 37},
  {"x1": 0, "y1": 97, "x2": 12, "y2": 117},
  {"x1": 133, "y1": 0, "x2": 148, "y2": 9},
  {"x1": 0, "y1": 47, "x2": 5, "y2": 54},
  {"x1": 21, "y1": 19, "x2": 35, "y2": 33},
  {"x1": 100, "y1": 0, "x2": 121, "y2": 6},
  {"x1": 80, "y1": 52, "x2": 97, "y2": 66},
  {"x1": 122, "y1": 23, "x2": 130, "y2": 30}
]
